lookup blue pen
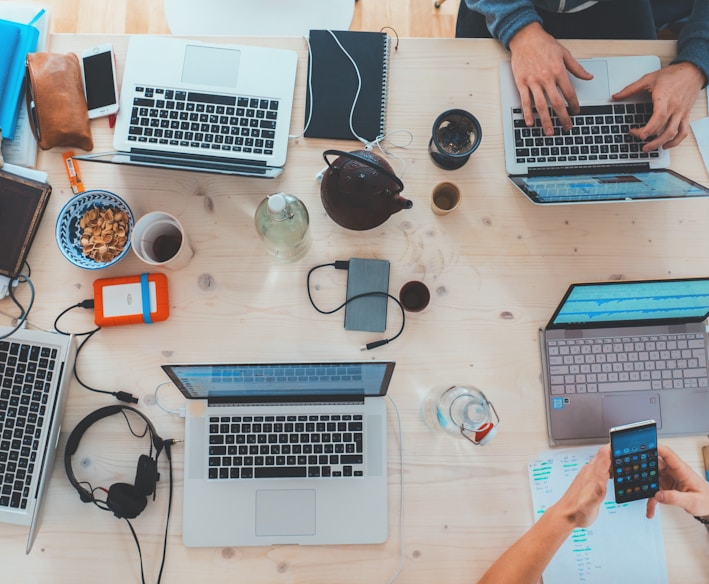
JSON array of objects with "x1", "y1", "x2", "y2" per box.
[{"x1": 703, "y1": 445, "x2": 709, "y2": 482}]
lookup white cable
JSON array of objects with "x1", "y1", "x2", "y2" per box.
[
  {"x1": 295, "y1": 30, "x2": 413, "y2": 182},
  {"x1": 153, "y1": 381, "x2": 186, "y2": 417},
  {"x1": 386, "y1": 394, "x2": 405, "y2": 584},
  {"x1": 289, "y1": 34, "x2": 315, "y2": 139}
]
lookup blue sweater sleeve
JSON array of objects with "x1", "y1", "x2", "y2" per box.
[
  {"x1": 463, "y1": 0, "x2": 543, "y2": 49},
  {"x1": 674, "y1": 0, "x2": 709, "y2": 87}
]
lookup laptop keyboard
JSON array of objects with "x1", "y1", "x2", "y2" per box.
[
  {"x1": 513, "y1": 103, "x2": 661, "y2": 166},
  {"x1": 127, "y1": 86, "x2": 280, "y2": 156},
  {"x1": 208, "y1": 413, "x2": 364, "y2": 480},
  {"x1": 0, "y1": 340, "x2": 57, "y2": 510},
  {"x1": 547, "y1": 332, "x2": 709, "y2": 395}
]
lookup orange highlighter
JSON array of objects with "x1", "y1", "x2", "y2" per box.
[{"x1": 63, "y1": 151, "x2": 85, "y2": 194}]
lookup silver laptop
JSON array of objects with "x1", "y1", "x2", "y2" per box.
[
  {"x1": 540, "y1": 278, "x2": 709, "y2": 446},
  {"x1": 500, "y1": 56, "x2": 709, "y2": 204},
  {"x1": 75, "y1": 36, "x2": 297, "y2": 178},
  {"x1": 162, "y1": 361, "x2": 395, "y2": 547},
  {"x1": 0, "y1": 326, "x2": 75, "y2": 553}
]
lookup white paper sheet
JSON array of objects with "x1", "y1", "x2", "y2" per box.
[{"x1": 529, "y1": 446, "x2": 668, "y2": 584}]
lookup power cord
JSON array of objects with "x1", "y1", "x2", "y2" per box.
[
  {"x1": 54, "y1": 299, "x2": 138, "y2": 404},
  {"x1": 306, "y1": 261, "x2": 405, "y2": 350}
]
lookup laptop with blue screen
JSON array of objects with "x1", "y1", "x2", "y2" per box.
[
  {"x1": 540, "y1": 278, "x2": 709, "y2": 445},
  {"x1": 500, "y1": 56, "x2": 709, "y2": 204},
  {"x1": 161, "y1": 361, "x2": 395, "y2": 547}
]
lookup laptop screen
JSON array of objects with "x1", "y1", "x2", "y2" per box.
[
  {"x1": 162, "y1": 362, "x2": 396, "y2": 400},
  {"x1": 511, "y1": 168, "x2": 709, "y2": 204},
  {"x1": 548, "y1": 278, "x2": 709, "y2": 328}
]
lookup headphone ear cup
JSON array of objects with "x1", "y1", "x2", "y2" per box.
[
  {"x1": 106, "y1": 483, "x2": 147, "y2": 519},
  {"x1": 134, "y1": 454, "x2": 159, "y2": 497}
]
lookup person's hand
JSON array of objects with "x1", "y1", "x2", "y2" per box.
[
  {"x1": 508, "y1": 22, "x2": 593, "y2": 136},
  {"x1": 553, "y1": 445, "x2": 611, "y2": 528},
  {"x1": 646, "y1": 445, "x2": 709, "y2": 519},
  {"x1": 612, "y1": 62, "x2": 705, "y2": 151}
]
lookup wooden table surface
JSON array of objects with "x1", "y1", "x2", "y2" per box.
[{"x1": 1, "y1": 34, "x2": 708, "y2": 583}]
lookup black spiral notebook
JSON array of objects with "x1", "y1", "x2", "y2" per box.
[{"x1": 305, "y1": 29, "x2": 391, "y2": 142}]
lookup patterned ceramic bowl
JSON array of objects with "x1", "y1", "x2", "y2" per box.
[{"x1": 55, "y1": 190, "x2": 134, "y2": 270}]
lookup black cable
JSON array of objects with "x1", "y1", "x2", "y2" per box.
[
  {"x1": 0, "y1": 264, "x2": 35, "y2": 340},
  {"x1": 124, "y1": 518, "x2": 147, "y2": 584},
  {"x1": 306, "y1": 261, "x2": 406, "y2": 350},
  {"x1": 54, "y1": 300, "x2": 138, "y2": 403},
  {"x1": 156, "y1": 440, "x2": 175, "y2": 584}
]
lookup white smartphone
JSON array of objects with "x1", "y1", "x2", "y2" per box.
[{"x1": 80, "y1": 44, "x2": 119, "y2": 119}]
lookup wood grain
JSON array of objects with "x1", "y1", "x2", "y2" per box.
[{"x1": 13, "y1": 0, "x2": 458, "y2": 37}]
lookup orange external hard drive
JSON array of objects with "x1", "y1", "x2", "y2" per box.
[{"x1": 93, "y1": 273, "x2": 169, "y2": 326}]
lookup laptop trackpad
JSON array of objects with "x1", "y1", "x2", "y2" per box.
[
  {"x1": 572, "y1": 60, "x2": 610, "y2": 102},
  {"x1": 255, "y1": 490, "x2": 316, "y2": 537},
  {"x1": 602, "y1": 393, "x2": 661, "y2": 430}
]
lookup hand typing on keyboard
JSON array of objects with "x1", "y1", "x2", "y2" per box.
[
  {"x1": 505, "y1": 19, "x2": 706, "y2": 151},
  {"x1": 611, "y1": 62, "x2": 707, "y2": 152}
]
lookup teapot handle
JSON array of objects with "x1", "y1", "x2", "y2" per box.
[{"x1": 322, "y1": 149, "x2": 404, "y2": 193}]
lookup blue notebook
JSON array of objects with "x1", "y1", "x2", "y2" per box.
[
  {"x1": 0, "y1": 24, "x2": 20, "y2": 97},
  {"x1": 0, "y1": 13, "x2": 41, "y2": 140}
]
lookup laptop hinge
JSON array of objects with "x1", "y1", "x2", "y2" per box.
[
  {"x1": 129, "y1": 148, "x2": 269, "y2": 174},
  {"x1": 207, "y1": 394, "x2": 366, "y2": 406},
  {"x1": 526, "y1": 162, "x2": 651, "y2": 177}
]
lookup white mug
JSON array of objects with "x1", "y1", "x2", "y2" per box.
[{"x1": 131, "y1": 211, "x2": 193, "y2": 270}]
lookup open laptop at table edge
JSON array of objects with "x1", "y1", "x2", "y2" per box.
[
  {"x1": 74, "y1": 36, "x2": 297, "y2": 179},
  {"x1": 499, "y1": 55, "x2": 709, "y2": 204},
  {"x1": 539, "y1": 278, "x2": 709, "y2": 447},
  {"x1": 161, "y1": 360, "x2": 395, "y2": 547},
  {"x1": 0, "y1": 327, "x2": 76, "y2": 554}
]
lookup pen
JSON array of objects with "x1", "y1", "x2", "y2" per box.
[{"x1": 703, "y1": 445, "x2": 709, "y2": 482}]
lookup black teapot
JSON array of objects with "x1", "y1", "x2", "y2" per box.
[{"x1": 320, "y1": 149, "x2": 412, "y2": 231}]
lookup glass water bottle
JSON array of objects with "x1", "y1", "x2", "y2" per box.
[{"x1": 254, "y1": 193, "x2": 311, "y2": 262}]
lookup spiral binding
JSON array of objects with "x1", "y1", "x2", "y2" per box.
[{"x1": 380, "y1": 34, "x2": 390, "y2": 140}]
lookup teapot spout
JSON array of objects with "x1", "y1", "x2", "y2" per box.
[{"x1": 391, "y1": 194, "x2": 413, "y2": 214}]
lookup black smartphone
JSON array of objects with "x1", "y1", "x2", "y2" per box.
[{"x1": 610, "y1": 419, "x2": 659, "y2": 504}]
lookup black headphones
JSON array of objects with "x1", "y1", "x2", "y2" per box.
[{"x1": 64, "y1": 405, "x2": 165, "y2": 519}]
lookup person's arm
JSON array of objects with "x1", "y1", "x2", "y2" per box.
[
  {"x1": 646, "y1": 445, "x2": 709, "y2": 520},
  {"x1": 463, "y1": 0, "x2": 541, "y2": 49},
  {"x1": 464, "y1": 1, "x2": 590, "y2": 135},
  {"x1": 477, "y1": 445, "x2": 610, "y2": 584},
  {"x1": 611, "y1": 0, "x2": 709, "y2": 151}
]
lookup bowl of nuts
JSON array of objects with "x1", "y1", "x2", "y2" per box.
[{"x1": 55, "y1": 190, "x2": 134, "y2": 269}]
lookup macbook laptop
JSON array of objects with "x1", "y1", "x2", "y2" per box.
[
  {"x1": 0, "y1": 326, "x2": 75, "y2": 553},
  {"x1": 161, "y1": 361, "x2": 395, "y2": 547},
  {"x1": 500, "y1": 56, "x2": 709, "y2": 204},
  {"x1": 75, "y1": 36, "x2": 297, "y2": 178},
  {"x1": 539, "y1": 278, "x2": 709, "y2": 446}
]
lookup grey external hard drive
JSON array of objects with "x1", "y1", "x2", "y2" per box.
[{"x1": 344, "y1": 258, "x2": 390, "y2": 332}]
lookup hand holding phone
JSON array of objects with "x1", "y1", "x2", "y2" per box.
[
  {"x1": 610, "y1": 420, "x2": 659, "y2": 504},
  {"x1": 81, "y1": 44, "x2": 119, "y2": 119}
]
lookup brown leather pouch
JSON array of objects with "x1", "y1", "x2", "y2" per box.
[{"x1": 25, "y1": 52, "x2": 93, "y2": 151}]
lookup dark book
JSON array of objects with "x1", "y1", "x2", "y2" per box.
[
  {"x1": 305, "y1": 29, "x2": 391, "y2": 142},
  {"x1": 0, "y1": 168, "x2": 51, "y2": 279}
]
